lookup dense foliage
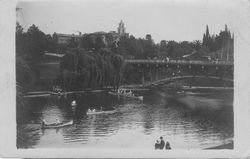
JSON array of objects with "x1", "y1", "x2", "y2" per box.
[
  {"x1": 59, "y1": 48, "x2": 124, "y2": 91},
  {"x1": 76, "y1": 25, "x2": 233, "y2": 62},
  {"x1": 16, "y1": 22, "x2": 234, "y2": 92},
  {"x1": 202, "y1": 25, "x2": 234, "y2": 61}
]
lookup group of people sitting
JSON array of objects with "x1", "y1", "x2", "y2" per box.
[{"x1": 155, "y1": 136, "x2": 171, "y2": 150}]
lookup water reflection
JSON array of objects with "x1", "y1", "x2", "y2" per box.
[{"x1": 17, "y1": 89, "x2": 233, "y2": 149}]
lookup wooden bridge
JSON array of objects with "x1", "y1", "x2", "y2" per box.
[
  {"x1": 41, "y1": 53, "x2": 234, "y2": 87},
  {"x1": 124, "y1": 59, "x2": 233, "y2": 86},
  {"x1": 43, "y1": 53, "x2": 234, "y2": 66},
  {"x1": 142, "y1": 75, "x2": 233, "y2": 87},
  {"x1": 124, "y1": 59, "x2": 233, "y2": 66}
]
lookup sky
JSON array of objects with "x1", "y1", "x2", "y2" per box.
[{"x1": 16, "y1": 0, "x2": 237, "y2": 43}]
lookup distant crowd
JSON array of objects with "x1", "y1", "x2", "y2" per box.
[{"x1": 155, "y1": 136, "x2": 171, "y2": 150}]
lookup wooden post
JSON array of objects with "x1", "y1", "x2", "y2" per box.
[
  {"x1": 142, "y1": 69, "x2": 145, "y2": 86},
  {"x1": 156, "y1": 67, "x2": 159, "y2": 81},
  {"x1": 150, "y1": 67, "x2": 153, "y2": 82}
]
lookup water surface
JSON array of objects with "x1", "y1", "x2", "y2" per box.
[{"x1": 17, "y1": 88, "x2": 233, "y2": 149}]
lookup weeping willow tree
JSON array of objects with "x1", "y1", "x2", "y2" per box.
[{"x1": 59, "y1": 48, "x2": 124, "y2": 91}]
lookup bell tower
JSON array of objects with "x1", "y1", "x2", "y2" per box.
[{"x1": 117, "y1": 20, "x2": 126, "y2": 36}]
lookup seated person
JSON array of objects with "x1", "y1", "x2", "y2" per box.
[
  {"x1": 165, "y1": 141, "x2": 171, "y2": 149},
  {"x1": 159, "y1": 136, "x2": 165, "y2": 149},
  {"x1": 155, "y1": 140, "x2": 160, "y2": 149}
]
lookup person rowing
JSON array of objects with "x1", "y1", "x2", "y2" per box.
[
  {"x1": 71, "y1": 100, "x2": 77, "y2": 106},
  {"x1": 41, "y1": 119, "x2": 47, "y2": 126},
  {"x1": 129, "y1": 90, "x2": 132, "y2": 95},
  {"x1": 55, "y1": 118, "x2": 60, "y2": 124},
  {"x1": 87, "y1": 108, "x2": 91, "y2": 113},
  {"x1": 87, "y1": 107, "x2": 96, "y2": 112}
]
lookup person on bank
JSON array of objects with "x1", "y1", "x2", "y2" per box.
[
  {"x1": 159, "y1": 136, "x2": 165, "y2": 149},
  {"x1": 165, "y1": 141, "x2": 171, "y2": 150},
  {"x1": 155, "y1": 140, "x2": 160, "y2": 149}
]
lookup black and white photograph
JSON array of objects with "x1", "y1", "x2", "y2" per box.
[{"x1": 1, "y1": 0, "x2": 250, "y2": 158}]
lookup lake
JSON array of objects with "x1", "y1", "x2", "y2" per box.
[{"x1": 17, "y1": 88, "x2": 233, "y2": 149}]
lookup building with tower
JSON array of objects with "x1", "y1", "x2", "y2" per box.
[
  {"x1": 53, "y1": 20, "x2": 129, "y2": 49},
  {"x1": 117, "y1": 20, "x2": 126, "y2": 36}
]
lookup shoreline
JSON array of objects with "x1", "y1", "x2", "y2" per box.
[
  {"x1": 182, "y1": 86, "x2": 234, "y2": 90},
  {"x1": 204, "y1": 142, "x2": 233, "y2": 149},
  {"x1": 23, "y1": 85, "x2": 233, "y2": 98}
]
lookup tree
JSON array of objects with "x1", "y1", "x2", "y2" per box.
[
  {"x1": 146, "y1": 34, "x2": 151, "y2": 40},
  {"x1": 59, "y1": 48, "x2": 124, "y2": 90},
  {"x1": 95, "y1": 36, "x2": 105, "y2": 50},
  {"x1": 80, "y1": 35, "x2": 95, "y2": 50},
  {"x1": 67, "y1": 37, "x2": 79, "y2": 48},
  {"x1": 179, "y1": 41, "x2": 194, "y2": 55},
  {"x1": 16, "y1": 22, "x2": 26, "y2": 57},
  {"x1": 16, "y1": 22, "x2": 23, "y2": 35},
  {"x1": 191, "y1": 40, "x2": 202, "y2": 50},
  {"x1": 166, "y1": 41, "x2": 184, "y2": 59},
  {"x1": 44, "y1": 34, "x2": 58, "y2": 52},
  {"x1": 25, "y1": 24, "x2": 47, "y2": 62},
  {"x1": 160, "y1": 40, "x2": 167, "y2": 47}
]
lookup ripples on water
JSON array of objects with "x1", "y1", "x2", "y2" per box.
[{"x1": 17, "y1": 89, "x2": 233, "y2": 149}]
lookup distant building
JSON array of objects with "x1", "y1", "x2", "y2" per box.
[
  {"x1": 53, "y1": 20, "x2": 129, "y2": 49},
  {"x1": 87, "y1": 32, "x2": 108, "y2": 46},
  {"x1": 54, "y1": 32, "x2": 81, "y2": 44},
  {"x1": 83, "y1": 20, "x2": 129, "y2": 48}
]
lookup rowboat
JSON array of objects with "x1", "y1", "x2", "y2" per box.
[
  {"x1": 108, "y1": 91, "x2": 143, "y2": 100},
  {"x1": 177, "y1": 90, "x2": 185, "y2": 94},
  {"x1": 86, "y1": 110, "x2": 116, "y2": 115},
  {"x1": 41, "y1": 120, "x2": 73, "y2": 129}
]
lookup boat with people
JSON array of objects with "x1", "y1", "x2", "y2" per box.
[
  {"x1": 86, "y1": 107, "x2": 116, "y2": 115},
  {"x1": 86, "y1": 109, "x2": 116, "y2": 115},
  {"x1": 177, "y1": 90, "x2": 203, "y2": 95},
  {"x1": 50, "y1": 85, "x2": 63, "y2": 96},
  {"x1": 108, "y1": 88, "x2": 143, "y2": 100},
  {"x1": 177, "y1": 90, "x2": 185, "y2": 94},
  {"x1": 41, "y1": 120, "x2": 73, "y2": 129},
  {"x1": 52, "y1": 85, "x2": 63, "y2": 93}
]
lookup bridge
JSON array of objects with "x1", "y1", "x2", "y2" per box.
[
  {"x1": 43, "y1": 53, "x2": 233, "y2": 66},
  {"x1": 124, "y1": 59, "x2": 233, "y2": 66},
  {"x1": 41, "y1": 53, "x2": 234, "y2": 87},
  {"x1": 143, "y1": 75, "x2": 233, "y2": 87},
  {"x1": 124, "y1": 59, "x2": 233, "y2": 87}
]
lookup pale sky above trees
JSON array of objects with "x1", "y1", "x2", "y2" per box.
[{"x1": 16, "y1": 0, "x2": 238, "y2": 43}]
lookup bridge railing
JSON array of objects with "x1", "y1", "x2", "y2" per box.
[{"x1": 124, "y1": 59, "x2": 233, "y2": 65}]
